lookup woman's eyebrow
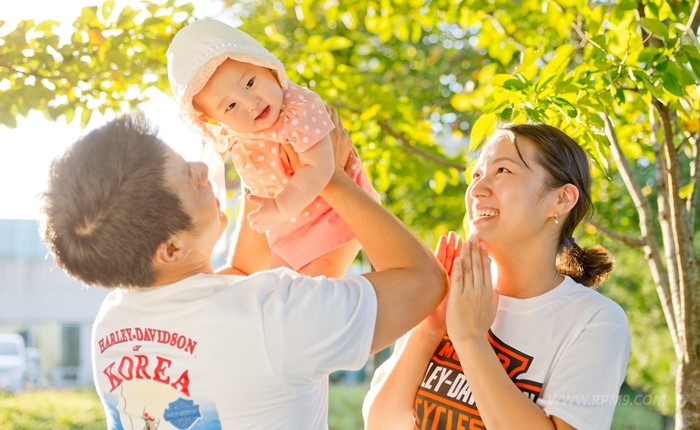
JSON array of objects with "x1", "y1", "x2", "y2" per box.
[{"x1": 490, "y1": 156, "x2": 519, "y2": 164}]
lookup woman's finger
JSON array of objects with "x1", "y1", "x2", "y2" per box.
[
  {"x1": 449, "y1": 257, "x2": 464, "y2": 295},
  {"x1": 471, "y1": 240, "x2": 485, "y2": 293},
  {"x1": 479, "y1": 241, "x2": 492, "y2": 287},
  {"x1": 446, "y1": 231, "x2": 464, "y2": 274},
  {"x1": 435, "y1": 235, "x2": 448, "y2": 262},
  {"x1": 461, "y1": 242, "x2": 473, "y2": 292}
]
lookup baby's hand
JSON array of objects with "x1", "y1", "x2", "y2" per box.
[{"x1": 246, "y1": 194, "x2": 294, "y2": 233}]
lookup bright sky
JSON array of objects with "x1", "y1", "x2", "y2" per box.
[{"x1": 0, "y1": 0, "x2": 217, "y2": 219}]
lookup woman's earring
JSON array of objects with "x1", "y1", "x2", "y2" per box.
[{"x1": 554, "y1": 213, "x2": 559, "y2": 224}]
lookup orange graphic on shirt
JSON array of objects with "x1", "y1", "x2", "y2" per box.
[{"x1": 413, "y1": 331, "x2": 543, "y2": 429}]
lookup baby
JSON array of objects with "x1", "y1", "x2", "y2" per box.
[{"x1": 167, "y1": 19, "x2": 378, "y2": 277}]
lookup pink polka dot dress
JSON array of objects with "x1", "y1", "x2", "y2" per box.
[{"x1": 225, "y1": 82, "x2": 378, "y2": 270}]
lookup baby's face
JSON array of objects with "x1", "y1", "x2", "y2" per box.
[{"x1": 193, "y1": 59, "x2": 284, "y2": 134}]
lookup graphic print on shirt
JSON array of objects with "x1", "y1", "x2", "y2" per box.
[
  {"x1": 413, "y1": 331, "x2": 543, "y2": 429},
  {"x1": 96, "y1": 327, "x2": 223, "y2": 430}
]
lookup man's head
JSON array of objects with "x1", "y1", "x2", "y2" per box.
[{"x1": 41, "y1": 112, "x2": 214, "y2": 288}]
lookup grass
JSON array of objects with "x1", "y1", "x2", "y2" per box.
[
  {"x1": 0, "y1": 389, "x2": 104, "y2": 430},
  {"x1": 0, "y1": 384, "x2": 672, "y2": 430},
  {"x1": 329, "y1": 383, "x2": 368, "y2": 429}
]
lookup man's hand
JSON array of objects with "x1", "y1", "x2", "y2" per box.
[{"x1": 281, "y1": 104, "x2": 352, "y2": 174}]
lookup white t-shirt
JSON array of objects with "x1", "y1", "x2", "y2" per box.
[
  {"x1": 91, "y1": 268, "x2": 377, "y2": 430},
  {"x1": 374, "y1": 276, "x2": 630, "y2": 430}
]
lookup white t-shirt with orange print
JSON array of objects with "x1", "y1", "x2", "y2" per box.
[{"x1": 92, "y1": 267, "x2": 377, "y2": 430}]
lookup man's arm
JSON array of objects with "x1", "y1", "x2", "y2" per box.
[{"x1": 321, "y1": 160, "x2": 448, "y2": 354}]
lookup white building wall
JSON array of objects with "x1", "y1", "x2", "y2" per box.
[
  {"x1": 0, "y1": 215, "x2": 236, "y2": 388},
  {"x1": 0, "y1": 219, "x2": 109, "y2": 387}
]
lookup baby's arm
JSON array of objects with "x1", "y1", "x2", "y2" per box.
[{"x1": 247, "y1": 135, "x2": 334, "y2": 232}]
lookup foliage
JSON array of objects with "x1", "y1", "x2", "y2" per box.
[
  {"x1": 0, "y1": 0, "x2": 193, "y2": 127},
  {"x1": 458, "y1": 0, "x2": 699, "y2": 421},
  {"x1": 603, "y1": 241, "x2": 676, "y2": 415}
]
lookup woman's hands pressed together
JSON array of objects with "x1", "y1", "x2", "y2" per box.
[
  {"x1": 420, "y1": 232, "x2": 463, "y2": 338},
  {"x1": 446, "y1": 239, "x2": 498, "y2": 343}
]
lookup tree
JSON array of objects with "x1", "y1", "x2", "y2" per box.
[
  {"x1": 2, "y1": 0, "x2": 698, "y2": 425},
  {"x1": 461, "y1": 0, "x2": 699, "y2": 426}
]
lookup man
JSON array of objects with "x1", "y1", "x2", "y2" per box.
[{"x1": 41, "y1": 110, "x2": 447, "y2": 429}]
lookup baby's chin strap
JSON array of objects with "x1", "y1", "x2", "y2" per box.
[{"x1": 201, "y1": 140, "x2": 228, "y2": 212}]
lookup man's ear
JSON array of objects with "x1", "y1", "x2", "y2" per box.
[
  {"x1": 153, "y1": 234, "x2": 191, "y2": 268},
  {"x1": 554, "y1": 183, "x2": 580, "y2": 217}
]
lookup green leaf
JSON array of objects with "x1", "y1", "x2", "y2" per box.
[
  {"x1": 552, "y1": 96, "x2": 578, "y2": 118},
  {"x1": 395, "y1": 19, "x2": 410, "y2": 42},
  {"x1": 80, "y1": 107, "x2": 92, "y2": 128},
  {"x1": 640, "y1": 18, "x2": 669, "y2": 41},
  {"x1": 319, "y1": 36, "x2": 353, "y2": 51},
  {"x1": 678, "y1": 180, "x2": 695, "y2": 199},
  {"x1": 359, "y1": 104, "x2": 382, "y2": 121},
  {"x1": 469, "y1": 113, "x2": 498, "y2": 151},
  {"x1": 432, "y1": 170, "x2": 448, "y2": 194},
  {"x1": 503, "y1": 78, "x2": 528, "y2": 91},
  {"x1": 499, "y1": 107, "x2": 513, "y2": 121},
  {"x1": 616, "y1": 0, "x2": 638, "y2": 11},
  {"x1": 101, "y1": 0, "x2": 115, "y2": 21},
  {"x1": 687, "y1": 56, "x2": 700, "y2": 80},
  {"x1": 662, "y1": 70, "x2": 683, "y2": 96},
  {"x1": 646, "y1": 1, "x2": 660, "y2": 17},
  {"x1": 591, "y1": 34, "x2": 608, "y2": 51},
  {"x1": 614, "y1": 87, "x2": 626, "y2": 104},
  {"x1": 537, "y1": 45, "x2": 576, "y2": 90},
  {"x1": 668, "y1": 60, "x2": 698, "y2": 86},
  {"x1": 637, "y1": 47, "x2": 661, "y2": 63},
  {"x1": 450, "y1": 93, "x2": 472, "y2": 111},
  {"x1": 525, "y1": 106, "x2": 545, "y2": 122}
]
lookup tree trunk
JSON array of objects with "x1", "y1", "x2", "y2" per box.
[{"x1": 676, "y1": 357, "x2": 700, "y2": 428}]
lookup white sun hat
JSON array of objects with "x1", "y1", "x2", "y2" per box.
[{"x1": 167, "y1": 18, "x2": 288, "y2": 148}]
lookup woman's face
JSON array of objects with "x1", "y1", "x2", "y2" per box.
[{"x1": 466, "y1": 133, "x2": 556, "y2": 248}]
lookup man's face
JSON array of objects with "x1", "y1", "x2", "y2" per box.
[{"x1": 163, "y1": 147, "x2": 228, "y2": 256}]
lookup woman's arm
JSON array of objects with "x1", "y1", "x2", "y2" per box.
[
  {"x1": 247, "y1": 135, "x2": 334, "y2": 232},
  {"x1": 363, "y1": 329, "x2": 443, "y2": 429},
  {"x1": 362, "y1": 233, "x2": 462, "y2": 429}
]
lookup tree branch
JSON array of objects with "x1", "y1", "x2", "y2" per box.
[
  {"x1": 586, "y1": 219, "x2": 645, "y2": 247},
  {"x1": 377, "y1": 121, "x2": 466, "y2": 171},
  {"x1": 687, "y1": 132, "x2": 699, "y2": 228},
  {"x1": 483, "y1": 13, "x2": 527, "y2": 52},
  {"x1": 652, "y1": 100, "x2": 699, "y2": 359},
  {"x1": 601, "y1": 113, "x2": 680, "y2": 355},
  {"x1": 337, "y1": 104, "x2": 466, "y2": 170},
  {"x1": 688, "y1": 0, "x2": 700, "y2": 34}
]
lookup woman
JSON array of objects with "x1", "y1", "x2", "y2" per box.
[{"x1": 363, "y1": 123, "x2": 631, "y2": 429}]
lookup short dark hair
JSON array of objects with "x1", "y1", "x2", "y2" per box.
[
  {"x1": 496, "y1": 123, "x2": 613, "y2": 287},
  {"x1": 41, "y1": 112, "x2": 192, "y2": 288}
]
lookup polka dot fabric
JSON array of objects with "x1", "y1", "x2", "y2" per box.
[
  {"x1": 223, "y1": 82, "x2": 379, "y2": 269},
  {"x1": 228, "y1": 83, "x2": 334, "y2": 199}
]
